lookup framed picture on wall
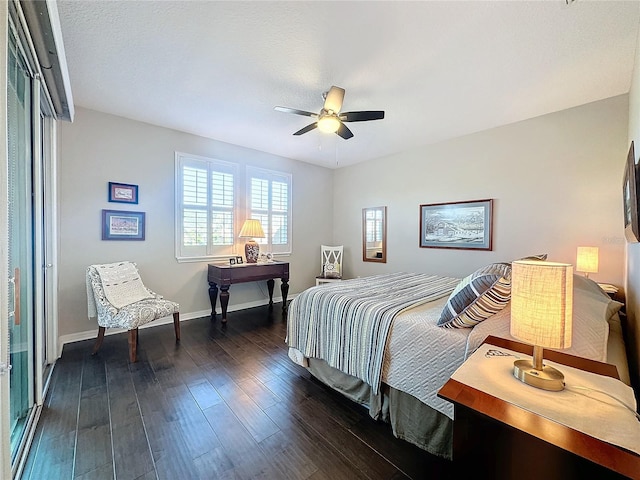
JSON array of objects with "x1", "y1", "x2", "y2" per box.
[
  {"x1": 108, "y1": 182, "x2": 139, "y2": 204},
  {"x1": 623, "y1": 141, "x2": 640, "y2": 243},
  {"x1": 102, "y1": 209, "x2": 145, "y2": 241},
  {"x1": 419, "y1": 199, "x2": 493, "y2": 250}
]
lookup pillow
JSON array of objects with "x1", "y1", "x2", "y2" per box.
[
  {"x1": 516, "y1": 253, "x2": 548, "y2": 261},
  {"x1": 323, "y1": 262, "x2": 341, "y2": 279},
  {"x1": 438, "y1": 262, "x2": 512, "y2": 328},
  {"x1": 466, "y1": 273, "x2": 622, "y2": 363},
  {"x1": 573, "y1": 274, "x2": 623, "y2": 323}
]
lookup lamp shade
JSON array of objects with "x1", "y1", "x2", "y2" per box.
[
  {"x1": 510, "y1": 260, "x2": 573, "y2": 350},
  {"x1": 576, "y1": 246, "x2": 599, "y2": 275},
  {"x1": 238, "y1": 219, "x2": 265, "y2": 239},
  {"x1": 317, "y1": 115, "x2": 341, "y2": 133}
]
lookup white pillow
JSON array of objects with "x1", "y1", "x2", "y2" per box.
[{"x1": 465, "y1": 275, "x2": 621, "y2": 362}]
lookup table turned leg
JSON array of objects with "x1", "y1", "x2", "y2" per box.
[
  {"x1": 267, "y1": 278, "x2": 275, "y2": 305},
  {"x1": 281, "y1": 278, "x2": 289, "y2": 312},
  {"x1": 220, "y1": 285, "x2": 230, "y2": 323},
  {"x1": 208, "y1": 282, "x2": 218, "y2": 320}
]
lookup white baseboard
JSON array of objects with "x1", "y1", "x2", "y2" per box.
[{"x1": 57, "y1": 294, "x2": 296, "y2": 357}]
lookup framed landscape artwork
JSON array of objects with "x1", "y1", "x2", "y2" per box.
[
  {"x1": 108, "y1": 182, "x2": 139, "y2": 204},
  {"x1": 102, "y1": 209, "x2": 145, "y2": 241},
  {"x1": 419, "y1": 199, "x2": 493, "y2": 250}
]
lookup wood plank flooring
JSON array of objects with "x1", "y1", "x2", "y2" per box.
[{"x1": 20, "y1": 304, "x2": 454, "y2": 480}]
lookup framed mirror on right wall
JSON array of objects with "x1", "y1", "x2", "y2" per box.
[{"x1": 362, "y1": 206, "x2": 387, "y2": 263}]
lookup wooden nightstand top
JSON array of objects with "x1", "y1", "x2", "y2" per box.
[{"x1": 438, "y1": 336, "x2": 640, "y2": 479}]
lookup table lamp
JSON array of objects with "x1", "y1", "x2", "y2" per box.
[
  {"x1": 238, "y1": 219, "x2": 265, "y2": 263},
  {"x1": 576, "y1": 246, "x2": 598, "y2": 278},
  {"x1": 510, "y1": 260, "x2": 573, "y2": 392}
]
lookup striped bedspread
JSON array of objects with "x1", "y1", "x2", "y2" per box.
[{"x1": 286, "y1": 273, "x2": 460, "y2": 393}]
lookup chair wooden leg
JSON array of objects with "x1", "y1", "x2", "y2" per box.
[
  {"x1": 128, "y1": 328, "x2": 138, "y2": 363},
  {"x1": 173, "y1": 312, "x2": 180, "y2": 342},
  {"x1": 92, "y1": 326, "x2": 106, "y2": 355}
]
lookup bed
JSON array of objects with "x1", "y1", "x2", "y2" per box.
[{"x1": 286, "y1": 264, "x2": 630, "y2": 459}]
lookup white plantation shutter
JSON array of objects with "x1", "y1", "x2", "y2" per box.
[
  {"x1": 247, "y1": 166, "x2": 292, "y2": 255},
  {"x1": 182, "y1": 166, "x2": 207, "y2": 246},
  {"x1": 210, "y1": 171, "x2": 234, "y2": 245},
  {"x1": 176, "y1": 153, "x2": 237, "y2": 260}
]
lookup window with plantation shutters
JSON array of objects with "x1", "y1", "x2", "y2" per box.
[
  {"x1": 247, "y1": 166, "x2": 292, "y2": 255},
  {"x1": 176, "y1": 152, "x2": 237, "y2": 260}
]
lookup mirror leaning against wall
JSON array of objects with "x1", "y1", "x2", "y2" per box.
[{"x1": 362, "y1": 206, "x2": 387, "y2": 263}]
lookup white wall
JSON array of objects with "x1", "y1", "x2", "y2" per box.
[
  {"x1": 334, "y1": 95, "x2": 628, "y2": 287},
  {"x1": 57, "y1": 107, "x2": 333, "y2": 342}
]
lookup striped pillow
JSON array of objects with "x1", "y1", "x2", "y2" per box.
[{"x1": 438, "y1": 263, "x2": 512, "y2": 328}]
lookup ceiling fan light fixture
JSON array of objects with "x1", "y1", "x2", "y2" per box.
[
  {"x1": 317, "y1": 115, "x2": 341, "y2": 134},
  {"x1": 276, "y1": 86, "x2": 384, "y2": 139}
]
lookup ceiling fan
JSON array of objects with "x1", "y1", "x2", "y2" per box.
[{"x1": 275, "y1": 86, "x2": 384, "y2": 140}]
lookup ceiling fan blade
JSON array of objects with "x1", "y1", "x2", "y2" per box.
[
  {"x1": 275, "y1": 106, "x2": 318, "y2": 118},
  {"x1": 336, "y1": 123, "x2": 354, "y2": 140},
  {"x1": 340, "y1": 111, "x2": 385, "y2": 122},
  {"x1": 293, "y1": 123, "x2": 318, "y2": 136},
  {"x1": 323, "y1": 86, "x2": 345, "y2": 113}
]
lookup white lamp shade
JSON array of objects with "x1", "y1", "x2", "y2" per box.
[
  {"x1": 576, "y1": 246, "x2": 599, "y2": 274},
  {"x1": 510, "y1": 260, "x2": 573, "y2": 350},
  {"x1": 238, "y1": 219, "x2": 265, "y2": 239},
  {"x1": 317, "y1": 115, "x2": 341, "y2": 133}
]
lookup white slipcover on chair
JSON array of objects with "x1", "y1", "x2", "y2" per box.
[
  {"x1": 316, "y1": 245, "x2": 343, "y2": 286},
  {"x1": 86, "y1": 261, "x2": 180, "y2": 362}
]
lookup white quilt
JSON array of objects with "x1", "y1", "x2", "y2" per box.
[
  {"x1": 288, "y1": 273, "x2": 621, "y2": 421},
  {"x1": 381, "y1": 297, "x2": 471, "y2": 419}
]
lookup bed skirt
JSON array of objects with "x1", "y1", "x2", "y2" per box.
[{"x1": 307, "y1": 358, "x2": 453, "y2": 460}]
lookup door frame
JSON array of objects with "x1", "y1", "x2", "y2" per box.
[{"x1": 2, "y1": 2, "x2": 61, "y2": 477}]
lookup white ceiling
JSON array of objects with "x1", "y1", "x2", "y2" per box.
[{"x1": 56, "y1": 1, "x2": 640, "y2": 168}]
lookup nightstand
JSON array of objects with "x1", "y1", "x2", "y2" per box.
[
  {"x1": 597, "y1": 282, "x2": 619, "y2": 299},
  {"x1": 438, "y1": 336, "x2": 640, "y2": 479}
]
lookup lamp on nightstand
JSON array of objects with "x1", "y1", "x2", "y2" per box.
[
  {"x1": 576, "y1": 246, "x2": 598, "y2": 278},
  {"x1": 510, "y1": 260, "x2": 573, "y2": 392},
  {"x1": 239, "y1": 219, "x2": 265, "y2": 263}
]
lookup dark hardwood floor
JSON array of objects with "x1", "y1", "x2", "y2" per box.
[{"x1": 20, "y1": 303, "x2": 454, "y2": 480}]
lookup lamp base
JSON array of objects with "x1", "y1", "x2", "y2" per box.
[
  {"x1": 244, "y1": 240, "x2": 260, "y2": 263},
  {"x1": 513, "y1": 359, "x2": 565, "y2": 391}
]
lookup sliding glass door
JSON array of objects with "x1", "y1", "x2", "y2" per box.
[
  {"x1": 1, "y1": 2, "x2": 64, "y2": 477},
  {"x1": 7, "y1": 27, "x2": 36, "y2": 466}
]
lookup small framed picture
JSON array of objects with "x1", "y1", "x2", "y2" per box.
[
  {"x1": 236, "y1": 256, "x2": 244, "y2": 264},
  {"x1": 108, "y1": 182, "x2": 139, "y2": 204},
  {"x1": 102, "y1": 209, "x2": 145, "y2": 241},
  {"x1": 229, "y1": 258, "x2": 236, "y2": 265}
]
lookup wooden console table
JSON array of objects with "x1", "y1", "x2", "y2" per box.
[
  {"x1": 207, "y1": 262, "x2": 289, "y2": 323},
  {"x1": 438, "y1": 336, "x2": 640, "y2": 479}
]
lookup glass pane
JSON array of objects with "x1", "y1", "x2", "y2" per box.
[
  {"x1": 271, "y1": 214, "x2": 288, "y2": 244},
  {"x1": 7, "y1": 32, "x2": 35, "y2": 462},
  {"x1": 183, "y1": 209, "x2": 207, "y2": 246},
  {"x1": 211, "y1": 211, "x2": 234, "y2": 245}
]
